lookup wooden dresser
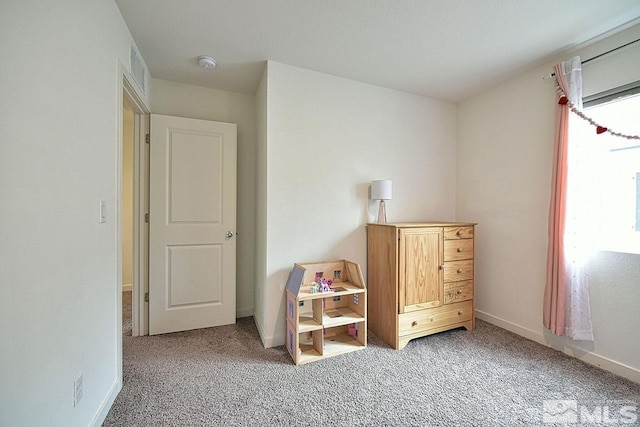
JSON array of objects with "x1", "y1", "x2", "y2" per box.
[{"x1": 367, "y1": 222, "x2": 476, "y2": 349}]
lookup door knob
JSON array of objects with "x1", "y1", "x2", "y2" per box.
[{"x1": 226, "y1": 231, "x2": 235, "y2": 238}]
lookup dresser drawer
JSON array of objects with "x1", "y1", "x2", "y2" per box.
[
  {"x1": 444, "y1": 280, "x2": 473, "y2": 304},
  {"x1": 444, "y1": 238, "x2": 474, "y2": 261},
  {"x1": 398, "y1": 301, "x2": 473, "y2": 336},
  {"x1": 444, "y1": 260, "x2": 474, "y2": 282},
  {"x1": 444, "y1": 226, "x2": 474, "y2": 240}
]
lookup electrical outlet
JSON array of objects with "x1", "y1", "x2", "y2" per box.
[{"x1": 74, "y1": 374, "x2": 83, "y2": 407}]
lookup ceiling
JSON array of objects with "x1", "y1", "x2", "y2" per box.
[{"x1": 115, "y1": 0, "x2": 640, "y2": 102}]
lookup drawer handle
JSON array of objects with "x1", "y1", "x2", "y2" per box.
[
  {"x1": 440, "y1": 264, "x2": 445, "y2": 270},
  {"x1": 456, "y1": 230, "x2": 462, "y2": 236},
  {"x1": 458, "y1": 311, "x2": 463, "y2": 315},
  {"x1": 456, "y1": 290, "x2": 463, "y2": 295},
  {"x1": 457, "y1": 269, "x2": 463, "y2": 274},
  {"x1": 411, "y1": 321, "x2": 418, "y2": 327},
  {"x1": 457, "y1": 248, "x2": 463, "y2": 253}
]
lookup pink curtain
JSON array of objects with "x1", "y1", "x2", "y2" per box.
[{"x1": 543, "y1": 62, "x2": 571, "y2": 336}]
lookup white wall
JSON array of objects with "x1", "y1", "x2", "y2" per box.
[
  {"x1": 0, "y1": 1, "x2": 149, "y2": 426},
  {"x1": 256, "y1": 61, "x2": 457, "y2": 347},
  {"x1": 457, "y1": 23, "x2": 640, "y2": 382},
  {"x1": 149, "y1": 78, "x2": 257, "y2": 318}
]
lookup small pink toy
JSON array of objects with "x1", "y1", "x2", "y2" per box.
[
  {"x1": 348, "y1": 324, "x2": 358, "y2": 337},
  {"x1": 313, "y1": 277, "x2": 334, "y2": 293}
]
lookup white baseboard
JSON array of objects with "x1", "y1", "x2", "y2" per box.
[
  {"x1": 253, "y1": 316, "x2": 285, "y2": 348},
  {"x1": 122, "y1": 283, "x2": 132, "y2": 292},
  {"x1": 475, "y1": 310, "x2": 640, "y2": 384},
  {"x1": 90, "y1": 378, "x2": 121, "y2": 427},
  {"x1": 475, "y1": 310, "x2": 543, "y2": 343},
  {"x1": 262, "y1": 332, "x2": 285, "y2": 349},
  {"x1": 253, "y1": 316, "x2": 267, "y2": 347},
  {"x1": 236, "y1": 305, "x2": 253, "y2": 319}
]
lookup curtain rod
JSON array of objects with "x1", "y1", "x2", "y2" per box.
[
  {"x1": 582, "y1": 37, "x2": 640, "y2": 65},
  {"x1": 543, "y1": 37, "x2": 640, "y2": 79}
]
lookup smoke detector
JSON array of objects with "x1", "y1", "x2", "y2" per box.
[{"x1": 197, "y1": 55, "x2": 217, "y2": 69}]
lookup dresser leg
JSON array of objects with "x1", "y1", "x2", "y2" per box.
[{"x1": 462, "y1": 319, "x2": 474, "y2": 331}]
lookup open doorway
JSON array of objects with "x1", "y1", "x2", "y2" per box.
[
  {"x1": 122, "y1": 105, "x2": 135, "y2": 335},
  {"x1": 121, "y1": 75, "x2": 150, "y2": 338}
]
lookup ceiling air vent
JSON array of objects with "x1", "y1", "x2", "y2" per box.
[{"x1": 129, "y1": 43, "x2": 147, "y2": 95}]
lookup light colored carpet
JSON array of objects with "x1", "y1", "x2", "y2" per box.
[
  {"x1": 106, "y1": 294, "x2": 639, "y2": 426},
  {"x1": 123, "y1": 290, "x2": 132, "y2": 337}
]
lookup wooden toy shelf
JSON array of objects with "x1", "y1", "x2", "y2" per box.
[{"x1": 285, "y1": 260, "x2": 367, "y2": 365}]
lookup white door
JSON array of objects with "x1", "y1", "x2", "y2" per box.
[{"x1": 149, "y1": 114, "x2": 237, "y2": 335}]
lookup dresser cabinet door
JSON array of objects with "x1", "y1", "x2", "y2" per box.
[{"x1": 398, "y1": 228, "x2": 444, "y2": 313}]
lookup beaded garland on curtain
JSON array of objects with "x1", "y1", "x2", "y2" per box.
[{"x1": 554, "y1": 80, "x2": 640, "y2": 140}]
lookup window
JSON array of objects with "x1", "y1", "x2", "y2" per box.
[{"x1": 571, "y1": 88, "x2": 640, "y2": 254}]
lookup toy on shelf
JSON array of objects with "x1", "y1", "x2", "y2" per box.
[
  {"x1": 313, "y1": 277, "x2": 334, "y2": 293},
  {"x1": 285, "y1": 259, "x2": 367, "y2": 365}
]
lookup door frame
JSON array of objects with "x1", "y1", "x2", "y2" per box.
[{"x1": 118, "y1": 64, "x2": 150, "y2": 342}]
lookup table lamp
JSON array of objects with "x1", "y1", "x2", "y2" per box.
[{"x1": 371, "y1": 180, "x2": 392, "y2": 224}]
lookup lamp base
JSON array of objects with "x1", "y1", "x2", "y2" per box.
[{"x1": 377, "y1": 200, "x2": 387, "y2": 224}]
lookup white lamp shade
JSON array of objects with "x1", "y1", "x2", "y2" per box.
[{"x1": 371, "y1": 180, "x2": 392, "y2": 200}]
